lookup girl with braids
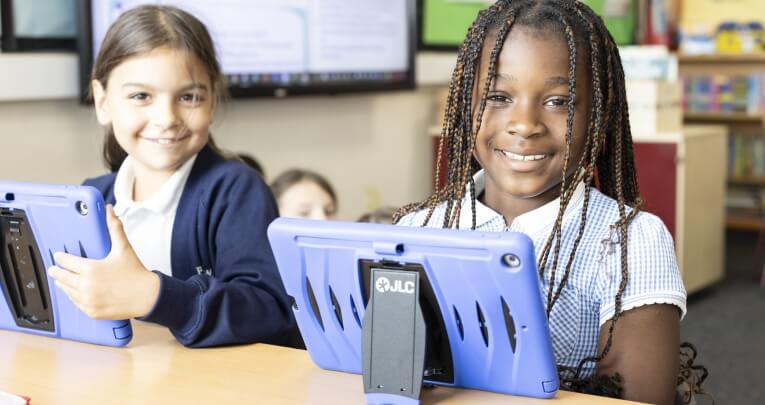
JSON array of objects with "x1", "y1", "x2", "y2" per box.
[{"x1": 396, "y1": 1, "x2": 705, "y2": 403}]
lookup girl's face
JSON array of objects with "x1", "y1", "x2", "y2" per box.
[
  {"x1": 92, "y1": 47, "x2": 214, "y2": 177},
  {"x1": 278, "y1": 180, "x2": 337, "y2": 220},
  {"x1": 473, "y1": 27, "x2": 590, "y2": 208}
]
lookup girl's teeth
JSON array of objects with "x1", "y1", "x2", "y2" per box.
[
  {"x1": 503, "y1": 151, "x2": 546, "y2": 161},
  {"x1": 157, "y1": 138, "x2": 173, "y2": 145}
]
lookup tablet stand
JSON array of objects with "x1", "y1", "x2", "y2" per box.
[
  {"x1": 0, "y1": 210, "x2": 55, "y2": 332},
  {"x1": 362, "y1": 267, "x2": 426, "y2": 405}
]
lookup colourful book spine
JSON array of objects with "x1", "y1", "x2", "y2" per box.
[{"x1": 719, "y1": 77, "x2": 734, "y2": 113}]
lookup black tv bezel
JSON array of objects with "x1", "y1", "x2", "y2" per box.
[
  {"x1": 76, "y1": 0, "x2": 417, "y2": 103},
  {"x1": 1, "y1": 0, "x2": 77, "y2": 52}
]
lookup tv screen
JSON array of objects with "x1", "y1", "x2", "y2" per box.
[
  {"x1": 418, "y1": 0, "x2": 489, "y2": 51},
  {"x1": 77, "y1": 0, "x2": 415, "y2": 101}
]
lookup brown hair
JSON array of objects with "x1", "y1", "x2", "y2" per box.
[
  {"x1": 270, "y1": 169, "x2": 337, "y2": 211},
  {"x1": 357, "y1": 206, "x2": 397, "y2": 224},
  {"x1": 237, "y1": 153, "x2": 265, "y2": 178},
  {"x1": 91, "y1": 5, "x2": 228, "y2": 172}
]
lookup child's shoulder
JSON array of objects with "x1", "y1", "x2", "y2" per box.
[
  {"x1": 587, "y1": 188, "x2": 672, "y2": 242},
  {"x1": 193, "y1": 147, "x2": 268, "y2": 191},
  {"x1": 184, "y1": 150, "x2": 276, "y2": 216},
  {"x1": 396, "y1": 202, "x2": 449, "y2": 228},
  {"x1": 82, "y1": 172, "x2": 118, "y2": 198}
]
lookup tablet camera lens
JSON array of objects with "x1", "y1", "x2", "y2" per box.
[
  {"x1": 76, "y1": 201, "x2": 89, "y2": 216},
  {"x1": 502, "y1": 254, "x2": 521, "y2": 268}
]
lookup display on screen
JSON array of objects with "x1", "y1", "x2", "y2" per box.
[
  {"x1": 418, "y1": 0, "x2": 491, "y2": 50},
  {"x1": 78, "y1": 0, "x2": 415, "y2": 101}
]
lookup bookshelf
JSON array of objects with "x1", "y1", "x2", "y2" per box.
[
  {"x1": 728, "y1": 176, "x2": 765, "y2": 187},
  {"x1": 684, "y1": 112, "x2": 763, "y2": 124},
  {"x1": 679, "y1": 53, "x2": 765, "y2": 231},
  {"x1": 679, "y1": 53, "x2": 765, "y2": 64}
]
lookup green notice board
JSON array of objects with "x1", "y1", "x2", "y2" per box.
[
  {"x1": 581, "y1": 0, "x2": 636, "y2": 45},
  {"x1": 420, "y1": 0, "x2": 491, "y2": 49}
]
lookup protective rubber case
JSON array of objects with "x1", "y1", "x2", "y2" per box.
[
  {"x1": 0, "y1": 181, "x2": 132, "y2": 346},
  {"x1": 267, "y1": 217, "x2": 559, "y2": 399}
]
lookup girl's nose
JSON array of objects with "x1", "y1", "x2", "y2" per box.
[
  {"x1": 152, "y1": 99, "x2": 179, "y2": 130},
  {"x1": 506, "y1": 103, "x2": 542, "y2": 138}
]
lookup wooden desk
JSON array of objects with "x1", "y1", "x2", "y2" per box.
[{"x1": 0, "y1": 322, "x2": 643, "y2": 404}]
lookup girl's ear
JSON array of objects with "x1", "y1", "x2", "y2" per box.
[{"x1": 91, "y1": 80, "x2": 111, "y2": 126}]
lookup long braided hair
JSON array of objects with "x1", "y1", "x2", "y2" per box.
[{"x1": 395, "y1": 0, "x2": 707, "y2": 398}]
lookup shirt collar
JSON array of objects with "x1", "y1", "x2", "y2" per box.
[
  {"x1": 457, "y1": 169, "x2": 586, "y2": 235},
  {"x1": 456, "y1": 170, "x2": 503, "y2": 230},
  {"x1": 113, "y1": 154, "x2": 198, "y2": 216}
]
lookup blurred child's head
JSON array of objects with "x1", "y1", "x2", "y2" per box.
[
  {"x1": 271, "y1": 169, "x2": 337, "y2": 220},
  {"x1": 237, "y1": 153, "x2": 265, "y2": 178},
  {"x1": 357, "y1": 206, "x2": 397, "y2": 224},
  {"x1": 90, "y1": 5, "x2": 227, "y2": 174},
  {"x1": 405, "y1": 0, "x2": 639, "y2": 226}
]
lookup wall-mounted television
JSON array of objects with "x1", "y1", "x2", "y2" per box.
[
  {"x1": 77, "y1": 0, "x2": 416, "y2": 102},
  {"x1": 418, "y1": 0, "x2": 490, "y2": 51}
]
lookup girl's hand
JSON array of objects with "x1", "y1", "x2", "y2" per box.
[{"x1": 48, "y1": 205, "x2": 160, "y2": 320}]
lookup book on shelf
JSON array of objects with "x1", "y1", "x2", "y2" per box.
[
  {"x1": 728, "y1": 131, "x2": 765, "y2": 178},
  {"x1": 682, "y1": 72, "x2": 765, "y2": 115}
]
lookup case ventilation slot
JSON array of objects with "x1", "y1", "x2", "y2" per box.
[
  {"x1": 329, "y1": 285, "x2": 343, "y2": 330},
  {"x1": 305, "y1": 277, "x2": 324, "y2": 332},
  {"x1": 476, "y1": 302, "x2": 489, "y2": 347}
]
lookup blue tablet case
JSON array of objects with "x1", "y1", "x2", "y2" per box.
[
  {"x1": 267, "y1": 218, "x2": 559, "y2": 400},
  {"x1": 0, "y1": 181, "x2": 132, "y2": 346}
]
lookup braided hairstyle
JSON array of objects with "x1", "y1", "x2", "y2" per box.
[{"x1": 395, "y1": 0, "x2": 658, "y2": 395}]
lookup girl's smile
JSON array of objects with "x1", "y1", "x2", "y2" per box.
[
  {"x1": 139, "y1": 134, "x2": 191, "y2": 146},
  {"x1": 495, "y1": 148, "x2": 550, "y2": 172}
]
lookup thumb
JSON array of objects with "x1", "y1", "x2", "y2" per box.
[{"x1": 105, "y1": 204, "x2": 130, "y2": 251}]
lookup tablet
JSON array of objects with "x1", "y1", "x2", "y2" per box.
[
  {"x1": 267, "y1": 218, "x2": 558, "y2": 399},
  {"x1": 0, "y1": 181, "x2": 132, "y2": 346}
]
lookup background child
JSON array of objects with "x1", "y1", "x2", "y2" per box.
[
  {"x1": 395, "y1": 1, "x2": 704, "y2": 403},
  {"x1": 48, "y1": 5, "x2": 298, "y2": 348},
  {"x1": 357, "y1": 206, "x2": 397, "y2": 224},
  {"x1": 270, "y1": 168, "x2": 337, "y2": 220},
  {"x1": 237, "y1": 152, "x2": 265, "y2": 179}
]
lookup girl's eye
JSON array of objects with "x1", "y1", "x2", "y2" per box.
[
  {"x1": 487, "y1": 94, "x2": 511, "y2": 103},
  {"x1": 129, "y1": 92, "x2": 150, "y2": 101},
  {"x1": 180, "y1": 93, "x2": 204, "y2": 104},
  {"x1": 544, "y1": 96, "x2": 569, "y2": 107}
]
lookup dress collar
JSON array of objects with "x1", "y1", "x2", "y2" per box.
[{"x1": 456, "y1": 169, "x2": 586, "y2": 234}]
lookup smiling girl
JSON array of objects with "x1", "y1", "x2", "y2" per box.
[
  {"x1": 396, "y1": 1, "x2": 706, "y2": 403},
  {"x1": 48, "y1": 5, "x2": 298, "y2": 348}
]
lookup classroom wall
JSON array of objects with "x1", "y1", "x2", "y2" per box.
[{"x1": 0, "y1": 88, "x2": 441, "y2": 220}]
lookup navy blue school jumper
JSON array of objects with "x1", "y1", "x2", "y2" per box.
[{"x1": 85, "y1": 145, "x2": 298, "y2": 348}]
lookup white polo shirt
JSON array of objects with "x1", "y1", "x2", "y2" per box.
[{"x1": 112, "y1": 155, "x2": 197, "y2": 277}]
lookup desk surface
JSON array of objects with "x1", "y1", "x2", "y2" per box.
[{"x1": 0, "y1": 322, "x2": 643, "y2": 405}]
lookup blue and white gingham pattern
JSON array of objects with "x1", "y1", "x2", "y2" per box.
[{"x1": 398, "y1": 170, "x2": 686, "y2": 378}]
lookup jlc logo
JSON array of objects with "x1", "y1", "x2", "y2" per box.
[{"x1": 375, "y1": 277, "x2": 415, "y2": 294}]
